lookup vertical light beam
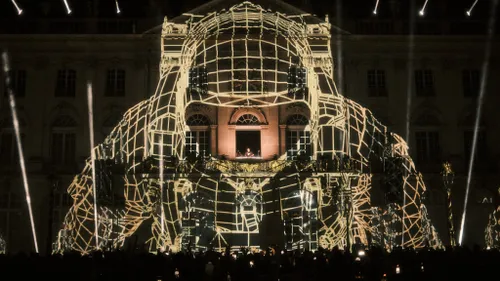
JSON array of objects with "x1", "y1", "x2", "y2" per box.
[
  {"x1": 115, "y1": 0, "x2": 121, "y2": 14},
  {"x1": 11, "y1": 0, "x2": 23, "y2": 15},
  {"x1": 405, "y1": 0, "x2": 416, "y2": 150},
  {"x1": 373, "y1": 0, "x2": 380, "y2": 14},
  {"x1": 335, "y1": 0, "x2": 344, "y2": 95},
  {"x1": 63, "y1": 0, "x2": 72, "y2": 14},
  {"x1": 459, "y1": 0, "x2": 498, "y2": 245},
  {"x1": 403, "y1": 0, "x2": 417, "y2": 247},
  {"x1": 159, "y1": 142, "x2": 166, "y2": 245},
  {"x1": 86, "y1": 82, "x2": 100, "y2": 249},
  {"x1": 1, "y1": 51, "x2": 38, "y2": 253},
  {"x1": 466, "y1": 0, "x2": 479, "y2": 16},
  {"x1": 419, "y1": 0, "x2": 429, "y2": 16}
]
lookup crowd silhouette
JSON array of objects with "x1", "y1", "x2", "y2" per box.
[{"x1": 0, "y1": 245, "x2": 498, "y2": 281}]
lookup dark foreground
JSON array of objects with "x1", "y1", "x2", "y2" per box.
[{"x1": 0, "y1": 246, "x2": 497, "y2": 281}]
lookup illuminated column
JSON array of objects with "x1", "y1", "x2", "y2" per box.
[
  {"x1": 279, "y1": 125, "x2": 287, "y2": 156},
  {"x1": 210, "y1": 125, "x2": 217, "y2": 156},
  {"x1": 442, "y1": 162, "x2": 456, "y2": 247}
]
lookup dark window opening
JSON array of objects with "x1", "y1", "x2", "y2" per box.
[{"x1": 236, "y1": 131, "x2": 261, "y2": 158}]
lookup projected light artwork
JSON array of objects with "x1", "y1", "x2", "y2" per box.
[{"x1": 53, "y1": 1, "x2": 441, "y2": 254}]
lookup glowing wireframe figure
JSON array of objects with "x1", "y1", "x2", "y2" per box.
[
  {"x1": 54, "y1": 1, "x2": 440, "y2": 254},
  {"x1": 485, "y1": 187, "x2": 500, "y2": 248}
]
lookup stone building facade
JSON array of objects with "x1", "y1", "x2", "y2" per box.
[{"x1": 0, "y1": 0, "x2": 499, "y2": 254}]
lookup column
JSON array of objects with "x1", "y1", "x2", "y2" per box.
[
  {"x1": 279, "y1": 125, "x2": 287, "y2": 156},
  {"x1": 210, "y1": 125, "x2": 217, "y2": 156}
]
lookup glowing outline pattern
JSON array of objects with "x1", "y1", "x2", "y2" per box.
[{"x1": 53, "y1": 1, "x2": 441, "y2": 254}]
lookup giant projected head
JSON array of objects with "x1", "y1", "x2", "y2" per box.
[
  {"x1": 161, "y1": 1, "x2": 335, "y2": 108},
  {"x1": 53, "y1": 1, "x2": 442, "y2": 255}
]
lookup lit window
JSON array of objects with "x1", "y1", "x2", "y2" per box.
[
  {"x1": 185, "y1": 131, "x2": 210, "y2": 157},
  {"x1": 236, "y1": 114, "x2": 260, "y2": 125},
  {"x1": 286, "y1": 130, "x2": 311, "y2": 160}
]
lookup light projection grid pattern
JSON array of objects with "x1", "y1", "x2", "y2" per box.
[
  {"x1": 485, "y1": 188, "x2": 500, "y2": 249},
  {"x1": 53, "y1": 1, "x2": 441, "y2": 254}
]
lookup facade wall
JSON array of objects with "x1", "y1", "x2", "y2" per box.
[{"x1": 0, "y1": 32, "x2": 498, "y2": 253}]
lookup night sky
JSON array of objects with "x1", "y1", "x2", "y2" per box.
[{"x1": 0, "y1": 0, "x2": 496, "y2": 21}]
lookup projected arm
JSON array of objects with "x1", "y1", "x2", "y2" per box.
[{"x1": 54, "y1": 101, "x2": 151, "y2": 254}]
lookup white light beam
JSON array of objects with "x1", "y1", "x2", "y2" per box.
[
  {"x1": 459, "y1": 0, "x2": 498, "y2": 245},
  {"x1": 11, "y1": 0, "x2": 23, "y2": 15},
  {"x1": 63, "y1": 0, "x2": 72, "y2": 14},
  {"x1": 86, "y1": 82, "x2": 100, "y2": 249},
  {"x1": 115, "y1": 0, "x2": 121, "y2": 14},
  {"x1": 466, "y1": 0, "x2": 479, "y2": 16},
  {"x1": 1, "y1": 51, "x2": 38, "y2": 253},
  {"x1": 373, "y1": 0, "x2": 380, "y2": 14},
  {"x1": 419, "y1": 0, "x2": 429, "y2": 16},
  {"x1": 159, "y1": 143, "x2": 166, "y2": 243}
]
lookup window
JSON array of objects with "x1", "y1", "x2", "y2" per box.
[
  {"x1": 236, "y1": 114, "x2": 260, "y2": 125},
  {"x1": 105, "y1": 69, "x2": 126, "y2": 97},
  {"x1": 185, "y1": 131, "x2": 210, "y2": 156},
  {"x1": 51, "y1": 132, "x2": 76, "y2": 165},
  {"x1": 51, "y1": 115, "x2": 77, "y2": 165},
  {"x1": 415, "y1": 131, "x2": 440, "y2": 163},
  {"x1": 464, "y1": 130, "x2": 488, "y2": 166},
  {"x1": 462, "y1": 69, "x2": 480, "y2": 97},
  {"x1": 286, "y1": 131, "x2": 311, "y2": 160},
  {"x1": 0, "y1": 127, "x2": 25, "y2": 166},
  {"x1": 286, "y1": 114, "x2": 309, "y2": 126},
  {"x1": 186, "y1": 114, "x2": 210, "y2": 126},
  {"x1": 0, "y1": 130, "x2": 15, "y2": 165},
  {"x1": 367, "y1": 70, "x2": 387, "y2": 97},
  {"x1": 3, "y1": 70, "x2": 26, "y2": 97},
  {"x1": 415, "y1": 70, "x2": 434, "y2": 97},
  {"x1": 55, "y1": 69, "x2": 76, "y2": 97}
]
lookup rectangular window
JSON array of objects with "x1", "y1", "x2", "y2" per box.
[
  {"x1": 0, "y1": 131, "x2": 24, "y2": 166},
  {"x1": 51, "y1": 132, "x2": 76, "y2": 165},
  {"x1": 462, "y1": 69, "x2": 480, "y2": 97},
  {"x1": 415, "y1": 69, "x2": 435, "y2": 97},
  {"x1": 286, "y1": 130, "x2": 311, "y2": 160},
  {"x1": 55, "y1": 69, "x2": 76, "y2": 97},
  {"x1": 3, "y1": 70, "x2": 26, "y2": 97},
  {"x1": 415, "y1": 131, "x2": 440, "y2": 164},
  {"x1": 184, "y1": 131, "x2": 210, "y2": 156},
  {"x1": 105, "y1": 69, "x2": 126, "y2": 96},
  {"x1": 0, "y1": 131, "x2": 14, "y2": 165},
  {"x1": 464, "y1": 130, "x2": 487, "y2": 166},
  {"x1": 367, "y1": 69, "x2": 387, "y2": 97}
]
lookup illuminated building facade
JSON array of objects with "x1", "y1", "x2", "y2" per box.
[
  {"x1": 0, "y1": 0, "x2": 498, "y2": 254},
  {"x1": 47, "y1": 1, "x2": 444, "y2": 254}
]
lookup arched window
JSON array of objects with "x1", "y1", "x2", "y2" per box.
[
  {"x1": 186, "y1": 114, "x2": 210, "y2": 126},
  {"x1": 236, "y1": 114, "x2": 260, "y2": 125},
  {"x1": 286, "y1": 114, "x2": 311, "y2": 160},
  {"x1": 286, "y1": 114, "x2": 309, "y2": 126},
  {"x1": 51, "y1": 115, "x2": 77, "y2": 165},
  {"x1": 185, "y1": 114, "x2": 210, "y2": 157}
]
